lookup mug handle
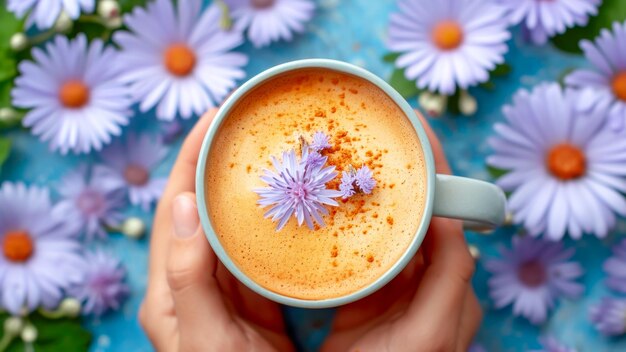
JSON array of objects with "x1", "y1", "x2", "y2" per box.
[{"x1": 432, "y1": 174, "x2": 507, "y2": 231}]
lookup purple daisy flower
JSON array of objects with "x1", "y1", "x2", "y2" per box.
[
  {"x1": 254, "y1": 149, "x2": 342, "y2": 231},
  {"x1": 310, "y1": 131, "x2": 331, "y2": 151},
  {"x1": 305, "y1": 150, "x2": 326, "y2": 170},
  {"x1": 224, "y1": 0, "x2": 316, "y2": 48},
  {"x1": 339, "y1": 171, "x2": 356, "y2": 199},
  {"x1": 7, "y1": 0, "x2": 95, "y2": 29},
  {"x1": 590, "y1": 297, "x2": 626, "y2": 336},
  {"x1": 54, "y1": 165, "x2": 126, "y2": 241},
  {"x1": 339, "y1": 166, "x2": 377, "y2": 199},
  {"x1": 498, "y1": 0, "x2": 600, "y2": 45},
  {"x1": 488, "y1": 83, "x2": 626, "y2": 240},
  {"x1": 603, "y1": 239, "x2": 626, "y2": 293},
  {"x1": 0, "y1": 182, "x2": 85, "y2": 315},
  {"x1": 12, "y1": 35, "x2": 133, "y2": 154},
  {"x1": 114, "y1": 0, "x2": 248, "y2": 121},
  {"x1": 532, "y1": 336, "x2": 576, "y2": 352},
  {"x1": 100, "y1": 134, "x2": 168, "y2": 211},
  {"x1": 387, "y1": 0, "x2": 510, "y2": 95},
  {"x1": 485, "y1": 236, "x2": 584, "y2": 325},
  {"x1": 355, "y1": 165, "x2": 376, "y2": 194},
  {"x1": 566, "y1": 21, "x2": 626, "y2": 131},
  {"x1": 68, "y1": 250, "x2": 129, "y2": 316}
]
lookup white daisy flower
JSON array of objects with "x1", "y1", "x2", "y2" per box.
[
  {"x1": 7, "y1": 0, "x2": 95, "y2": 29},
  {"x1": 12, "y1": 35, "x2": 133, "y2": 154},
  {"x1": 114, "y1": 0, "x2": 248, "y2": 121},
  {"x1": 488, "y1": 83, "x2": 626, "y2": 240},
  {"x1": 387, "y1": 0, "x2": 511, "y2": 95},
  {"x1": 224, "y1": 0, "x2": 316, "y2": 48}
]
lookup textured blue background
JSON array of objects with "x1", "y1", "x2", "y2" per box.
[{"x1": 2, "y1": 0, "x2": 626, "y2": 351}]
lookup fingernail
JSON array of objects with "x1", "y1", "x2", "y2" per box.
[{"x1": 172, "y1": 195, "x2": 199, "y2": 238}]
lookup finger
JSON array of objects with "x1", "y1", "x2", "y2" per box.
[
  {"x1": 166, "y1": 193, "x2": 231, "y2": 345},
  {"x1": 398, "y1": 217, "x2": 474, "y2": 345},
  {"x1": 147, "y1": 110, "x2": 218, "y2": 295},
  {"x1": 416, "y1": 111, "x2": 451, "y2": 175},
  {"x1": 138, "y1": 302, "x2": 178, "y2": 352},
  {"x1": 456, "y1": 289, "x2": 483, "y2": 352}
]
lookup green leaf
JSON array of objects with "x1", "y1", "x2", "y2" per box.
[
  {"x1": 479, "y1": 63, "x2": 512, "y2": 92},
  {"x1": 0, "y1": 312, "x2": 92, "y2": 352},
  {"x1": 0, "y1": 51, "x2": 17, "y2": 82},
  {"x1": 0, "y1": 79, "x2": 14, "y2": 107},
  {"x1": 491, "y1": 63, "x2": 512, "y2": 77},
  {"x1": 0, "y1": 137, "x2": 10, "y2": 173},
  {"x1": 382, "y1": 52, "x2": 401, "y2": 63},
  {"x1": 479, "y1": 81, "x2": 496, "y2": 91},
  {"x1": 487, "y1": 165, "x2": 508, "y2": 179},
  {"x1": 388, "y1": 68, "x2": 422, "y2": 99},
  {"x1": 552, "y1": 0, "x2": 626, "y2": 54},
  {"x1": 0, "y1": 2, "x2": 25, "y2": 51},
  {"x1": 119, "y1": 0, "x2": 150, "y2": 13},
  {"x1": 446, "y1": 90, "x2": 462, "y2": 115}
]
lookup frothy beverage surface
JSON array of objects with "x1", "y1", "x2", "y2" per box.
[{"x1": 205, "y1": 68, "x2": 427, "y2": 300}]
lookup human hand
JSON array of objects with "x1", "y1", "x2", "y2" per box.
[
  {"x1": 321, "y1": 113, "x2": 482, "y2": 352},
  {"x1": 138, "y1": 110, "x2": 294, "y2": 352}
]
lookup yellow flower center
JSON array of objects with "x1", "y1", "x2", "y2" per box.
[
  {"x1": 3, "y1": 230, "x2": 34, "y2": 263},
  {"x1": 59, "y1": 80, "x2": 90, "y2": 108},
  {"x1": 546, "y1": 143, "x2": 586, "y2": 180},
  {"x1": 432, "y1": 20, "x2": 464, "y2": 50},
  {"x1": 612, "y1": 71, "x2": 626, "y2": 101},
  {"x1": 164, "y1": 44, "x2": 196, "y2": 77}
]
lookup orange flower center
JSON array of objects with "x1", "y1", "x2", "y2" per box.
[
  {"x1": 517, "y1": 260, "x2": 546, "y2": 288},
  {"x1": 432, "y1": 20, "x2": 464, "y2": 50},
  {"x1": 59, "y1": 80, "x2": 90, "y2": 108},
  {"x1": 124, "y1": 164, "x2": 150, "y2": 186},
  {"x1": 546, "y1": 143, "x2": 586, "y2": 180},
  {"x1": 3, "y1": 230, "x2": 34, "y2": 263},
  {"x1": 612, "y1": 72, "x2": 626, "y2": 101},
  {"x1": 251, "y1": 0, "x2": 275, "y2": 8},
  {"x1": 164, "y1": 44, "x2": 196, "y2": 77}
]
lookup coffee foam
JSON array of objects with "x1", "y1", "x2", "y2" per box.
[{"x1": 205, "y1": 69, "x2": 427, "y2": 300}]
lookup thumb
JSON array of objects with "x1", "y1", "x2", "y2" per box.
[{"x1": 166, "y1": 193, "x2": 231, "y2": 338}]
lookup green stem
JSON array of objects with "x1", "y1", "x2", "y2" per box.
[
  {"x1": 78, "y1": 15, "x2": 107, "y2": 26},
  {"x1": 215, "y1": 0, "x2": 233, "y2": 30},
  {"x1": 37, "y1": 308, "x2": 64, "y2": 320},
  {"x1": 0, "y1": 332, "x2": 15, "y2": 352},
  {"x1": 27, "y1": 29, "x2": 56, "y2": 47}
]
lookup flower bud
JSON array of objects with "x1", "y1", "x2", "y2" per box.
[
  {"x1": 105, "y1": 16, "x2": 123, "y2": 29},
  {"x1": 10, "y1": 33, "x2": 28, "y2": 51},
  {"x1": 122, "y1": 217, "x2": 146, "y2": 239},
  {"x1": 4, "y1": 316, "x2": 23, "y2": 336},
  {"x1": 98, "y1": 0, "x2": 120, "y2": 19},
  {"x1": 54, "y1": 11, "x2": 73, "y2": 33},
  {"x1": 20, "y1": 323, "x2": 37, "y2": 343},
  {"x1": 418, "y1": 91, "x2": 447, "y2": 117},
  {"x1": 504, "y1": 212, "x2": 515, "y2": 226},
  {"x1": 59, "y1": 298, "x2": 81, "y2": 318},
  {"x1": 468, "y1": 245, "x2": 480, "y2": 260},
  {"x1": 459, "y1": 90, "x2": 477, "y2": 116},
  {"x1": 0, "y1": 107, "x2": 19, "y2": 122}
]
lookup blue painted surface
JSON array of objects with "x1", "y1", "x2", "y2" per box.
[{"x1": 2, "y1": 0, "x2": 626, "y2": 351}]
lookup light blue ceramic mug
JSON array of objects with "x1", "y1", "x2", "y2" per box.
[{"x1": 195, "y1": 59, "x2": 506, "y2": 309}]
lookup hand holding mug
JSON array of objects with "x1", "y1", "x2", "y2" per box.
[
  {"x1": 138, "y1": 110, "x2": 294, "y2": 352},
  {"x1": 321, "y1": 115, "x2": 482, "y2": 352}
]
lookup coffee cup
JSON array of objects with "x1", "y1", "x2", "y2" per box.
[{"x1": 195, "y1": 59, "x2": 506, "y2": 308}]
